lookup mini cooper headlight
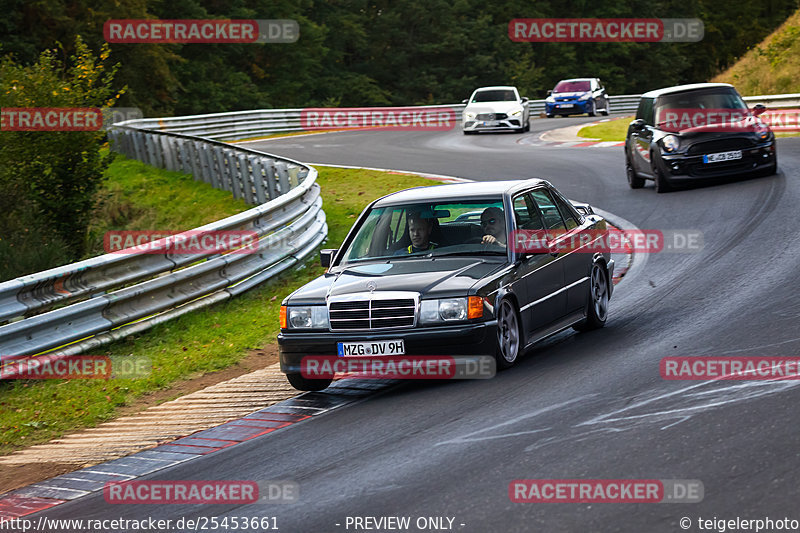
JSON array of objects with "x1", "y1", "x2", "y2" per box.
[
  {"x1": 662, "y1": 135, "x2": 680, "y2": 152},
  {"x1": 285, "y1": 306, "x2": 329, "y2": 329},
  {"x1": 420, "y1": 297, "x2": 483, "y2": 324}
]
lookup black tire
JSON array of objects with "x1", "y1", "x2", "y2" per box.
[
  {"x1": 626, "y1": 151, "x2": 645, "y2": 189},
  {"x1": 495, "y1": 299, "x2": 522, "y2": 370},
  {"x1": 588, "y1": 100, "x2": 596, "y2": 117},
  {"x1": 523, "y1": 120, "x2": 530, "y2": 132},
  {"x1": 463, "y1": 129, "x2": 476, "y2": 135},
  {"x1": 573, "y1": 262, "x2": 609, "y2": 332},
  {"x1": 546, "y1": 114, "x2": 554, "y2": 118},
  {"x1": 600, "y1": 105, "x2": 609, "y2": 116},
  {"x1": 759, "y1": 161, "x2": 778, "y2": 177},
  {"x1": 286, "y1": 373, "x2": 332, "y2": 391},
  {"x1": 653, "y1": 160, "x2": 673, "y2": 193}
]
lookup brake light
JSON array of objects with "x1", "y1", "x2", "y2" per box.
[
  {"x1": 468, "y1": 296, "x2": 484, "y2": 319},
  {"x1": 279, "y1": 305, "x2": 287, "y2": 329}
]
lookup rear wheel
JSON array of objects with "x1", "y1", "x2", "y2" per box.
[
  {"x1": 286, "y1": 373, "x2": 332, "y2": 391},
  {"x1": 495, "y1": 299, "x2": 522, "y2": 370},
  {"x1": 574, "y1": 262, "x2": 609, "y2": 331}
]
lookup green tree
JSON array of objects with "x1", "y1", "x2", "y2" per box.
[{"x1": 0, "y1": 36, "x2": 123, "y2": 279}]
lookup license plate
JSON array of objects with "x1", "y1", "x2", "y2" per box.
[
  {"x1": 337, "y1": 340, "x2": 405, "y2": 357},
  {"x1": 557, "y1": 104, "x2": 574, "y2": 108},
  {"x1": 703, "y1": 150, "x2": 742, "y2": 163},
  {"x1": 482, "y1": 121, "x2": 499, "y2": 127}
]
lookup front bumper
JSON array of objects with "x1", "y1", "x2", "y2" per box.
[
  {"x1": 657, "y1": 140, "x2": 776, "y2": 180},
  {"x1": 546, "y1": 100, "x2": 592, "y2": 115},
  {"x1": 279, "y1": 321, "x2": 497, "y2": 374},
  {"x1": 463, "y1": 118, "x2": 523, "y2": 131}
]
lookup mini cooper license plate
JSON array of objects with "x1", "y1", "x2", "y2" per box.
[
  {"x1": 337, "y1": 340, "x2": 405, "y2": 357},
  {"x1": 703, "y1": 150, "x2": 742, "y2": 163}
]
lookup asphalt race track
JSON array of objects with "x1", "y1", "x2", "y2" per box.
[{"x1": 26, "y1": 116, "x2": 800, "y2": 532}]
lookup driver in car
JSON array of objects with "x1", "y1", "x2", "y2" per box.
[
  {"x1": 480, "y1": 207, "x2": 506, "y2": 246},
  {"x1": 395, "y1": 210, "x2": 437, "y2": 254}
]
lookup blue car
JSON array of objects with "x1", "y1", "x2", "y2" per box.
[{"x1": 545, "y1": 78, "x2": 610, "y2": 118}]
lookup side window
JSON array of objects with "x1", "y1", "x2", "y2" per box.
[
  {"x1": 636, "y1": 97, "x2": 654, "y2": 124},
  {"x1": 552, "y1": 193, "x2": 580, "y2": 230},
  {"x1": 512, "y1": 194, "x2": 544, "y2": 230},
  {"x1": 529, "y1": 189, "x2": 566, "y2": 231}
]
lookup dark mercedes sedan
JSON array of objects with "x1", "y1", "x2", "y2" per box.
[
  {"x1": 625, "y1": 83, "x2": 777, "y2": 193},
  {"x1": 278, "y1": 179, "x2": 614, "y2": 391}
]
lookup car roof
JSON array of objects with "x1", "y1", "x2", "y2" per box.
[
  {"x1": 373, "y1": 179, "x2": 548, "y2": 206},
  {"x1": 557, "y1": 78, "x2": 596, "y2": 83},
  {"x1": 472, "y1": 86, "x2": 518, "y2": 92},
  {"x1": 641, "y1": 82, "x2": 735, "y2": 98}
]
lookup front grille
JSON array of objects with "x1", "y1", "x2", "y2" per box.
[
  {"x1": 687, "y1": 138, "x2": 754, "y2": 155},
  {"x1": 476, "y1": 113, "x2": 508, "y2": 120},
  {"x1": 329, "y1": 298, "x2": 416, "y2": 330}
]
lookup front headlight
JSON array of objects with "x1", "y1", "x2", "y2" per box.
[
  {"x1": 419, "y1": 297, "x2": 484, "y2": 324},
  {"x1": 578, "y1": 93, "x2": 591, "y2": 101},
  {"x1": 662, "y1": 135, "x2": 680, "y2": 152},
  {"x1": 511, "y1": 108, "x2": 523, "y2": 117},
  {"x1": 545, "y1": 96, "x2": 555, "y2": 103},
  {"x1": 283, "y1": 305, "x2": 329, "y2": 329},
  {"x1": 465, "y1": 112, "x2": 476, "y2": 120}
]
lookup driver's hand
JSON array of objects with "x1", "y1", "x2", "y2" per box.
[{"x1": 482, "y1": 235, "x2": 497, "y2": 245}]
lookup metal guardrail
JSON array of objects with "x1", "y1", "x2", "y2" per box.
[
  {"x1": 134, "y1": 93, "x2": 800, "y2": 141},
  {"x1": 0, "y1": 126, "x2": 327, "y2": 359}
]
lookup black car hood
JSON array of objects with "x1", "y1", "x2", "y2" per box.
[{"x1": 288, "y1": 257, "x2": 506, "y2": 303}]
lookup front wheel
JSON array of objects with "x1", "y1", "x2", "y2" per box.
[
  {"x1": 574, "y1": 262, "x2": 609, "y2": 331},
  {"x1": 495, "y1": 299, "x2": 522, "y2": 370},
  {"x1": 588, "y1": 100, "x2": 596, "y2": 117},
  {"x1": 653, "y1": 160, "x2": 673, "y2": 193},
  {"x1": 286, "y1": 373, "x2": 332, "y2": 391},
  {"x1": 626, "y1": 152, "x2": 645, "y2": 189}
]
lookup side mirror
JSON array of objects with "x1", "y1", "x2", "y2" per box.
[
  {"x1": 521, "y1": 97, "x2": 529, "y2": 103},
  {"x1": 547, "y1": 89, "x2": 553, "y2": 96},
  {"x1": 574, "y1": 205, "x2": 594, "y2": 216},
  {"x1": 752, "y1": 104, "x2": 767, "y2": 116},
  {"x1": 462, "y1": 99, "x2": 468, "y2": 104},
  {"x1": 631, "y1": 118, "x2": 647, "y2": 131},
  {"x1": 320, "y1": 248, "x2": 337, "y2": 268}
]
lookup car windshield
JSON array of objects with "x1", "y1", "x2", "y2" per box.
[
  {"x1": 471, "y1": 90, "x2": 516, "y2": 102},
  {"x1": 554, "y1": 80, "x2": 591, "y2": 92},
  {"x1": 655, "y1": 88, "x2": 749, "y2": 129},
  {"x1": 339, "y1": 199, "x2": 508, "y2": 264}
]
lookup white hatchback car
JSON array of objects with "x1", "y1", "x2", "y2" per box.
[{"x1": 462, "y1": 86, "x2": 530, "y2": 134}]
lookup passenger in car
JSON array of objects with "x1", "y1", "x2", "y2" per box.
[
  {"x1": 480, "y1": 207, "x2": 506, "y2": 246},
  {"x1": 395, "y1": 210, "x2": 438, "y2": 254}
]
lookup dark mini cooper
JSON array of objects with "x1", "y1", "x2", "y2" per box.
[
  {"x1": 278, "y1": 179, "x2": 614, "y2": 391},
  {"x1": 625, "y1": 83, "x2": 777, "y2": 193}
]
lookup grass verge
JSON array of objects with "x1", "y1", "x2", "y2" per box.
[
  {"x1": 577, "y1": 116, "x2": 632, "y2": 142},
  {"x1": 0, "y1": 163, "x2": 435, "y2": 455}
]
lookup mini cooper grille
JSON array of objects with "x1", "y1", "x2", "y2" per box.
[
  {"x1": 687, "y1": 138, "x2": 754, "y2": 155},
  {"x1": 329, "y1": 299, "x2": 416, "y2": 330}
]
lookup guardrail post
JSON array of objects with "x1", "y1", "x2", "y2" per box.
[
  {"x1": 261, "y1": 158, "x2": 279, "y2": 200},
  {"x1": 275, "y1": 162, "x2": 289, "y2": 194},
  {"x1": 210, "y1": 146, "x2": 225, "y2": 189},
  {"x1": 250, "y1": 156, "x2": 268, "y2": 204},
  {"x1": 239, "y1": 153, "x2": 256, "y2": 204}
]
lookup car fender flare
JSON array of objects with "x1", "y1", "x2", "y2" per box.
[{"x1": 493, "y1": 286, "x2": 525, "y2": 344}]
